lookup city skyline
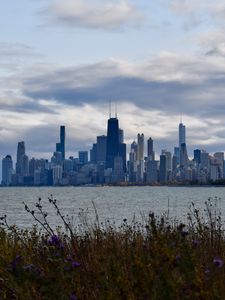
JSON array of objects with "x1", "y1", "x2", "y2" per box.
[
  {"x1": 1, "y1": 112, "x2": 225, "y2": 164},
  {"x1": 2, "y1": 114, "x2": 225, "y2": 186},
  {"x1": 2, "y1": 1, "x2": 225, "y2": 163},
  {"x1": 2, "y1": 113, "x2": 225, "y2": 164}
]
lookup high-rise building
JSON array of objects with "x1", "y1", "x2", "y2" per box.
[
  {"x1": 56, "y1": 126, "x2": 65, "y2": 160},
  {"x1": 200, "y1": 151, "x2": 209, "y2": 170},
  {"x1": 63, "y1": 159, "x2": 74, "y2": 173},
  {"x1": 179, "y1": 123, "x2": 186, "y2": 165},
  {"x1": 53, "y1": 165, "x2": 63, "y2": 185},
  {"x1": 137, "y1": 133, "x2": 144, "y2": 161},
  {"x1": 90, "y1": 143, "x2": 97, "y2": 164},
  {"x1": 2, "y1": 155, "x2": 13, "y2": 186},
  {"x1": 180, "y1": 143, "x2": 188, "y2": 168},
  {"x1": 131, "y1": 141, "x2": 138, "y2": 161},
  {"x1": 172, "y1": 155, "x2": 178, "y2": 172},
  {"x1": 129, "y1": 142, "x2": 138, "y2": 182},
  {"x1": 194, "y1": 149, "x2": 201, "y2": 164},
  {"x1": 119, "y1": 143, "x2": 127, "y2": 172},
  {"x1": 173, "y1": 147, "x2": 179, "y2": 167},
  {"x1": 147, "y1": 137, "x2": 155, "y2": 160},
  {"x1": 179, "y1": 123, "x2": 186, "y2": 148},
  {"x1": 159, "y1": 155, "x2": 167, "y2": 184},
  {"x1": 112, "y1": 156, "x2": 125, "y2": 183},
  {"x1": 119, "y1": 129, "x2": 124, "y2": 144},
  {"x1": 21, "y1": 154, "x2": 29, "y2": 176},
  {"x1": 146, "y1": 160, "x2": 158, "y2": 183},
  {"x1": 60, "y1": 125, "x2": 65, "y2": 160},
  {"x1": 79, "y1": 151, "x2": 88, "y2": 165},
  {"x1": 29, "y1": 158, "x2": 37, "y2": 176},
  {"x1": 15, "y1": 141, "x2": 29, "y2": 179},
  {"x1": 51, "y1": 152, "x2": 62, "y2": 165},
  {"x1": 96, "y1": 135, "x2": 107, "y2": 163},
  {"x1": 214, "y1": 152, "x2": 224, "y2": 179},
  {"x1": 162, "y1": 150, "x2": 172, "y2": 172},
  {"x1": 16, "y1": 141, "x2": 25, "y2": 175},
  {"x1": 106, "y1": 117, "x2": 119, "y2": 169}
]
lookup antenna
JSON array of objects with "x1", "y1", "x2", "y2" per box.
[
  {"x1": 115, "y1": 101, "x2": 117, "y2": 118},
  {"x1": 180, "y1": 113, "x2": 183, "y2": 124},
  {"x1": 109, "y1": 98, "x2": 111, "y2": 118}
]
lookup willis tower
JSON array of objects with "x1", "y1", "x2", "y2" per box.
[
  {"x1": 106, "y1": 116, "x2": 119, "y2": 169},
  {"x1": 106, "y1": 104, "x2": 126, "y2": 171}
]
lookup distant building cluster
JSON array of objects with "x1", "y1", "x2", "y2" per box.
[{"x1": 1, "y1": 115, "x2": 225, "y2": 186}]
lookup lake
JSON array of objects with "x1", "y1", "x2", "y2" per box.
[{"x1": 0, "y1": 186, "x2": 224, "y2": 228}]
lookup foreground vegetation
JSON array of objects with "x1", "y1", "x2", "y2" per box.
[{"x1": 0, "y1": 197, "x2": 225, "y2": 299}]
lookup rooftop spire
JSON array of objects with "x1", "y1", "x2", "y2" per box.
[
  {"x1": 115, "y1": 101, "x2": 117, "y2": 118},
  {"x1": 109, "y1": 98, "x2": 111, "y2": 118},
  {"x1": 180, "y1": 113, "x2": 183, "y2": 124}
]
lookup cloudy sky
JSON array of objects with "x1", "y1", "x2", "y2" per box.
[{"x1": 1, "y1": 0, "x2": 225, "y2": 164}]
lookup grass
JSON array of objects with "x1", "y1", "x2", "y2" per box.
[{"x1": 0, "y1": 197, "x2": 224, "y2": 299}]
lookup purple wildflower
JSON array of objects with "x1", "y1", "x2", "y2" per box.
[
  {"x1": 181, "y1": 229, "x2": 188, "y2": 237},
  {"x1": 72, "y1": 261, "x2": 80, "y2": 268},
  {"x1": 213, "y1": 258, "x2": 223, "y2": 268},
  {"x1": 23, "y1": 264, "x2": 34, "y2": 272},
  {"x1": 9, "y1": 255, "x2": 22, "y2": 273},
  {"x1": 205, "y1": 268, "x2": 210, "y2": 275},
  {"x1": 48, "y1": 234, "x2": 60, "y2": 245},
  {"x1": 192, "y1": 239, "x2": 200, "y2": 247},
  {"x1": 172, "y1": 254, "x2": 181, "y2": 267},
  {"x1": 66, "y1": 255, "x2": 72, "y2": 262},
  {"x1": 70, "y1": 292, "x2": 78, "y2": 300}
]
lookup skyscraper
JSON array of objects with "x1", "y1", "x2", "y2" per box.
[
  {"x1": 179, "y1": 122, "x2": 186, "y2": 165},
  {"x1": 137, "y1": 133, "x2": 144, "y2": 161},
  {"x1": 147, "y1": 137, "x2": 155, "y2": 160},
  {"x1": 60, "y1": 125, "x2": 65, "y2": 160},
  {"x1": 180, "y1": 143, "x2": 188, "y2": 167},
  {"x1": 119, "y1": 143, "x2": 127, "y2": 172},
  {"x1": 131, "y1": 141, "x2": 138, "y2": 161},
  {"x1": 179, "y1": 123, "x2": 186, "y2": 148},
  {"x1": 96, "y1": 135, "x2": 107, "y2": 163},
  {"x1": 214, "y1": 152, "x2": 224, "y2": 179},
  {"x1": 79, "y1": 151, "x2": 88, "y2": 165},
  {"x1": 16, "y1": 141, "x2": 25, "y2": 175},
  {"x1": 194, "y1": 149, "x2": 201, "y2": 164},
  {"x1": 173, "y1": 147, "x2": 180, "y2": 169},
  {"x1": 119, "y1": 129, "x2": 124, "y2": 144},
  {"x1": 136, "y1": 133, "x2": 144, "y2": 181},
  {"x1": 161, "y1": 150, "x2": 172, "y2": 172},
  {"x1": 56, "y1": 126, "x2": 65, "y2": 160},
  {"x1": 159, "y1": 155, "x2": 167, "y2": 184},
  {"x1": 146, "y1": 160, "x2": 158, "y2": 183},
  {"x1": 106, "y1": 117, "x2": 119, "y2": 169},
  {"x1": 90, "y1": 143, "x2": 97, "y2": 164},
  {"x1": 2, "y1": 155, "x2": 13, "y2": 186}
]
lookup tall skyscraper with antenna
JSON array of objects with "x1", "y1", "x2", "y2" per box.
[
  {"x1": 179, "y1": 121, "x2": 186, "y2": 165},
  {"x1": 106, "y1": 105, "x2": 119, "y2": 170},
  {"x1": 179, "y1": 123, "x2": 186, "y2": 148}
]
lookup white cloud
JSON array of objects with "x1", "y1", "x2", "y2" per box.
[
  {"x1": 2, "y1": 50, "x2": 225, "y2": 158},
  {"x1": 42, "y1": 0, "x2": 144, "y2": 30},
  {"x1": 169, "y1": 0, "x2": 225, "y2": 31}
]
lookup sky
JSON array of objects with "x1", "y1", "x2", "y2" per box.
[{"x1": 1, "y1": 0, "x2": 225, "y2": 163}]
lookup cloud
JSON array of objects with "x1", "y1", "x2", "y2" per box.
[
  {"x1": 41, "y1": 0, "x2": 144, "y2": 30},
  {"x1": 2, "y1": 51, "x2": 225, "y2": 161},
  {"x1": 169, "y1": 0, "x2": 225, "y2": 30},
  {"x1": 0, "y1": 43, "x2": 44, "y2": 74},
  {"x1": 12, "y1": 53, "x2": 225, "y2": 121}
]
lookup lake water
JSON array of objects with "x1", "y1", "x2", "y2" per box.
[{"x1": 0, "y1": 186, "x2": 224, "y2": 229}]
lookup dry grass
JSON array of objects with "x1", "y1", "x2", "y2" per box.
[{"x1": 0, "y1": 197, "x2": 224, "y2": 299}]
